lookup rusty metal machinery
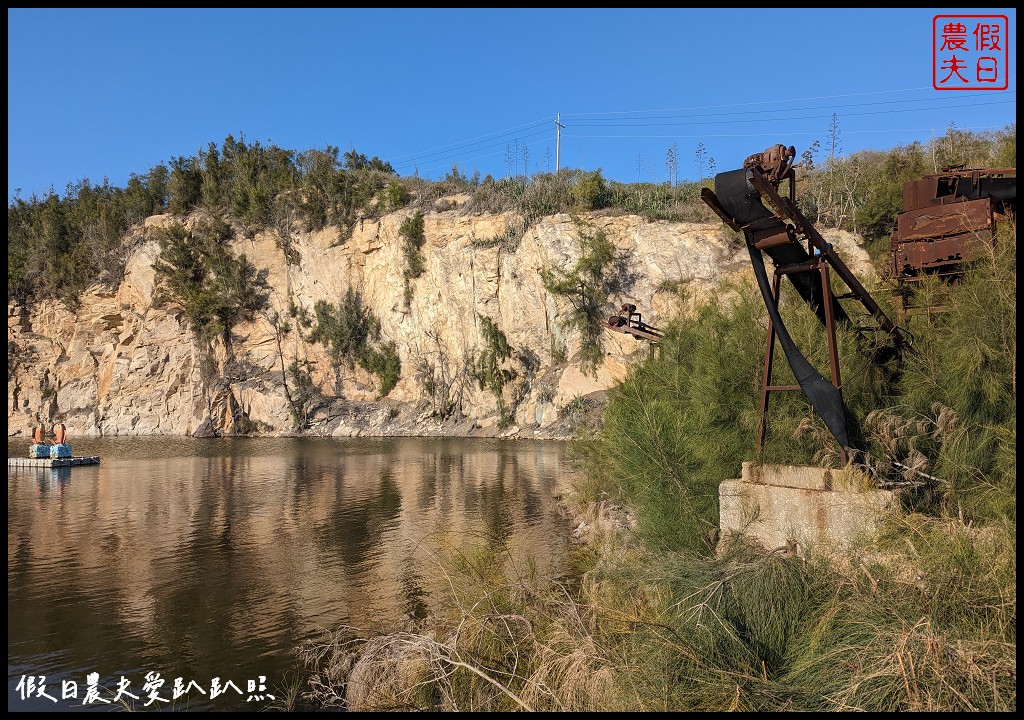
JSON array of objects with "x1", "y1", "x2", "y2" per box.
[
  {"x1": 701, "y1": 144, "x2": 908, "y2": 464},
  {"x1": 890, "y1": 165, "x2": 1015, "y2": 319},
  {"x1": 605, "y1": 304, "x2": 663, "y2": 343}
]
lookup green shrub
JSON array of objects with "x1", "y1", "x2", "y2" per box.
[
  {"x1": 361, "y1": 340, "x2": 401, "y2": 398},
  {"x1": 472, "y1": 314, "x2": 517, "y2": 425},
  {"x1": 541, "y1": 220, "x2": 635, "y2": 376},
  {"x1": 307, "y1": 287, "x2": 401, "y2": 397},
  {"x1": 378, "y1": 180, "x2": 410, "y2": 212},
  {"x1": 571, "y1": 169, "x2": 610, "y2": 210},
  {"x1": 151, "y1": 217, "x2": 270, "y2": 343},
  {"x1": 853, "y1": 143, "x2": 928, "y2": 242},
  {"x1": 286, "y1": 358, "x2": 322, "y2": 429},
  {"x1": 309, "y1": 291, "x2": 377, "y2": 368},
  {"x1": 400, "y1": 211, "x2": 426, "y2": 306},
  {"x1": 877, "y1": 215, "x2": 1016, "y2": 521}
]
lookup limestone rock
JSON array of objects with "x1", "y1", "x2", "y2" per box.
[{"x1": 7, "y1": 208, "x2": 880, "y2": 438}]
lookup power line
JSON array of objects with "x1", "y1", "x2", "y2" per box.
[
  {"x1": 560, "y1": 86, "x2": 941, "y2": 118},
  {"x1": 385, "y1": 91, "x2": 1012, "y2": 177},
  {"x1": 379, "y1": 85, "x2": 1012, "y2": 181},
  {"x1": 385, "y1": 116, "x2": 550, "y2": 164},
  {"x1": 563, "y1": 99, "x2": 1015, "y2": 131},
  {"x1": 564, "y1": 126, "x2": 1009, "y2": 140},
  {"x1": 397, "y1": 128, "x2": 566, "y2": 179},
  {"x1": 408, "y1": 148, "x2": 511, "y2": 178},
  {"x1": 389, "y1": 127, "x2": 551, "y2": 174},
  {"x1": 568, "y1": 92, "x2": 1016, "y2": 125}
]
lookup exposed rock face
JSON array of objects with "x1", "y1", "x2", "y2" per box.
[{"x1": 7, "y1": 208, "x2": 875, "y2": 438}]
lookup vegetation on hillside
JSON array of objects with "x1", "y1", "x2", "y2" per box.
[
  {"x1": 540, "y1": 219, "x2": 637, "y2": 376},
  {"x1": 307, "y1": 288, "x2": 401, "y2": 398},
  {"x1": 399, "y1": 211, "x2": 426, "y2": 307},
  {"x1": 14, "y1": 123, "x2": 1011, "y2": 307},
  {"x1": 471, "y1": 313, "x2": 518, "y2": 428},
  {"x1": 151, "y1": 216, "x2": 270, "y2": 346}
]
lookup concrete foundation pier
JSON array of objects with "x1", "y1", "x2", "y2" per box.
[{"x1": 718, "y1": 461, "x2": 897, "y2": 558}]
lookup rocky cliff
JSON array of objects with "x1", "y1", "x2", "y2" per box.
[{"x1": 7, "y1": 204, "x2": 875, "y2": 439}]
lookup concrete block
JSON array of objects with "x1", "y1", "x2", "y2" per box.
[
  {"x1": 741, "y1": 460, "x2": 834, "y2": 490},
  {"x1": 720, "y1": 463, "x2": 897, "y2": 558}
]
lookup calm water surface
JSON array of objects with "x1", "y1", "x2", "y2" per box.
[{"x1": 7, "y1": 436, "x2": 576, "y2": 711}]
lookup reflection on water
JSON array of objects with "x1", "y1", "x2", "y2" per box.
[{"x1": 7, "y1": 437, "x2": 575, "y2": 711}]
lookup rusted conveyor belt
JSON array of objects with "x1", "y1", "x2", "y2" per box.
[
  {"x1": 703, "y1": 160, "x2": 907, "y2": 351},
  {"x1": 711, "y1": 168, "x2": 851, "y2": 328},
  {"x1": 701, "y1": 146, "x2": 907, "y2": 456}
]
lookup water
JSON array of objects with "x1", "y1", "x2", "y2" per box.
[{"x1": 7, "y1": 436, "x2": 576, "y2": 711}]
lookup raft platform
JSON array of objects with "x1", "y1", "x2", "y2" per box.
[{"x1": 8, "y1": 456, "x2": 101, "y2": 468}]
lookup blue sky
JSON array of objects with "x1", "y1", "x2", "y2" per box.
[{"x1": 7, "y1": 8, "x2": 1017, "y2": 202}]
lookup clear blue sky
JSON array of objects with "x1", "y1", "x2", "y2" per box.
[{"x1": 7, "y1": 8, "x2": 1017, "y2": 202}]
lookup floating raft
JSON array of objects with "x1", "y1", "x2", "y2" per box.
[{"x1": 8, "y1": 456, "x2": 101, "y2": 468}]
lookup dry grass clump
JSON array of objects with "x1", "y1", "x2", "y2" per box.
[
  {"x1": 297, "y1": 535, "x2": 618, "y2": 712},
  {"x1": 297, "y1": 502, "x2": 1015, "y2": 712}
]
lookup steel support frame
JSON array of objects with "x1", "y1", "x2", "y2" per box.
[{"x1": 756, "y1": 254, "x2": 848, "y2": 465}]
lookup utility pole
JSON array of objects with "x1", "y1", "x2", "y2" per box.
[{"x1": 555, "y1": 113, "x2": 565, "y2": 173}]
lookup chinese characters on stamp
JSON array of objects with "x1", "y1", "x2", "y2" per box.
[{"x1": 934, "y1": 15, "x2": 1009, "y2": 90}]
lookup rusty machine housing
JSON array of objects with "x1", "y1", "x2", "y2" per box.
[{"x1": 891, "y1": 166, "x2": 1016, "y2": 285}]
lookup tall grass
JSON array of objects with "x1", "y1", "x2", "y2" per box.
[
  {"x1": 298, "y1": 219, "x2": 1015, "y2": 710},
  {"x1": 295, "y1": 439, "x2": 1014, "y2": 708},
  {"x1": 297, "y1": 194, "x2": 1014, "y2": 712},
  {"x1": 883, "y1": 214, "x2": 1016, "y2": 521},
  {"x1": 297, "y1": 535, "x2": 619, "y2": 712},
  {"x1": 299, "y1": 509, "x2": 1014, "y2": 712},
  {"x1": 779, "y1": 514, "x2": 1016, "y2": 711},
  {"x1": 575, "y1": 272, "x2": 894, "y2": 552}
]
